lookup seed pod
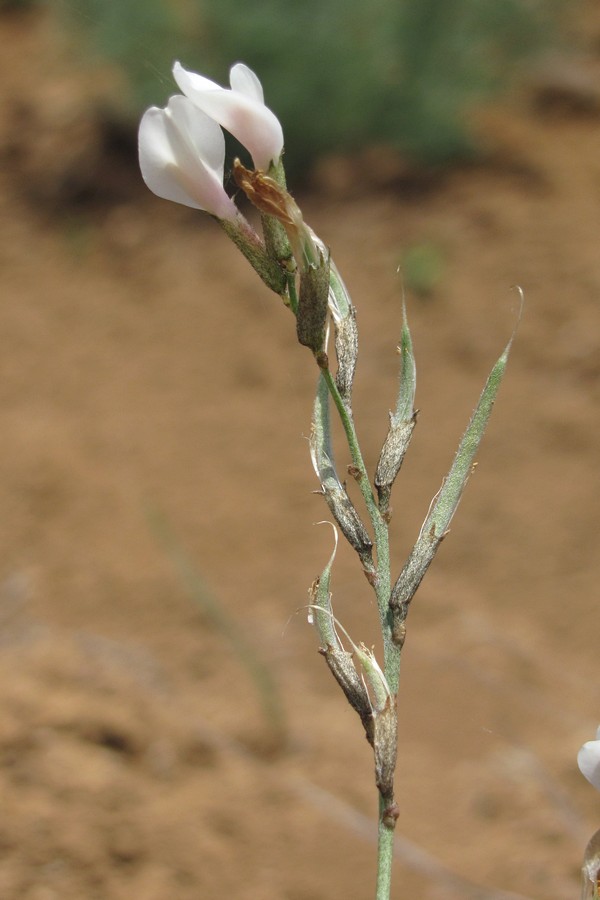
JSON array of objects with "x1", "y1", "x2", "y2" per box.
[
  {"x1": 374, "y1": 309, "x2": 416, "y2": 517},
  {"x1": 334, "y1": 303, "x2": 358, "y2": 408},
  {"x1": 320, "y1": 645, "x2": 373, "y2": 741},
  {"x1": 326, "y1": 262, "x2": 358, "y2": 410},
  {"x1": 373, "y1": 697, "x2": 397, "y2": 803},
  {"x1": 310, "y1": 375, "x2": 374, "y2": 573},
  {"x1": 375, "y1": 415, "x2": 416, "y2": 516},
  {"x1": 320, "y1": 481, "x2": 374, "y2": 570},
  {"x1": 297, "y1": 254, "x2": 331, "y2": 354},
  {"x1": 308, "y1": 527, "x2": 373, "y2": 739}
]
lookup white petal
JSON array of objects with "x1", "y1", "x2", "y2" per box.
[
  {"x1": 229, "y1": 63, "x2": 264, "y2": 103},
  {"x1": 578, "y1": 739, "x2": 600, "y2": 791},
  {"x1": 172, "y1": 61, "x2": 220, "y2": 94},
  {"x1": 167, "y1": 94, "x2": 225, "y2": 180},
  {"x1": 139, "y1": 106, "x2": 202, "y2": 209},
  {"x1": 190, "y1": 91, "x2": 282, "y2": 172},
  {"x1": 138, "y1": 96, "x2": 236, "y2": 219},
  {"x1": 173, "y1": 62, "x2": 283, "y2": 171}
]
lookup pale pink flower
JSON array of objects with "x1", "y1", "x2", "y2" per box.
[
  {"x1": 173, "y1": 61, "x2": 284, "y2": 171},
  {"x1": 578, "y1": 726, "x2": 600, "y2": 791},
  {"x1": 138, "y1": 94, "x2": 237, "y2": 220}
]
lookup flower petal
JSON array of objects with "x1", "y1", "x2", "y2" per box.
[
  {"x1": 229, "y1": 63, "x2": 264, "y2": 103},
  {"x1": 173, "y1": 61, "x2": 283, "y2": 171},
  {"x1": 138, "y1": 95, "x2": 237, "y2": 220},
  {"x1": 171, "y1": 65, "x2": 221, "y2": 94},
  {"x1": 139, "y1": 105, "x2": 202, "y2": 209},
  {"x1": 578, "y1": 734, "x2": 600, "y2": 791},
  {"x1": 167, "y1": 94, "x2": 225, "y2": 181}
]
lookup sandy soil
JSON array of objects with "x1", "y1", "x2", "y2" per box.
[{"x1": 1, "y1": 6, "x2": 600, "y2": 899}]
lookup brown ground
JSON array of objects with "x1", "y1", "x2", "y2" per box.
[{"x1": 1, "y1": 7, "x2": 600, "y2": 900}]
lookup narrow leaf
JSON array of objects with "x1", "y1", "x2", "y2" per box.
[
  {"x1": 424, "y1": 339, "x2": 510, "y2": 537},
  {"x1": 390, "y1": 335, "x2": 513, "y2": 622}
]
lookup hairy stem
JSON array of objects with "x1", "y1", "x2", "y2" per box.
[
  {"x1": 322, "y1": 365, "x2": 401, "y2": 900},
  {"x1": 321, "y1": 367, "x2": 401, "y2": 689},
  {"x1": 376, "y1": 795, "x2": 396, "y2": 900},
  {"x1": 320, "y1": 368, "x2": 378, "y2": 518}
]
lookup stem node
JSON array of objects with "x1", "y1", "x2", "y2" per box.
[{"x1": 382, "y1": 803, "x2": 400, "y2": 829}]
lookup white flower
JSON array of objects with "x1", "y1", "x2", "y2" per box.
[
  {"x1": 138, "y1": 94, "x2": 237, "y2": 220},
  {"x1": 173, "y1": 61, "x2": 284, "y2": 171},
  {"x1": 578, "y1": 726, "x2": 600, "y2": 791}
]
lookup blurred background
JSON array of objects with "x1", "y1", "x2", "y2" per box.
[{"x1": 1, "y1": 0, "x2": 600, "y2": 898}]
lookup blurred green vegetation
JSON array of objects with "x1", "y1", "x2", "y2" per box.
[
  {"x1": 58, "y1": 0, "x2": 564, "y2": 178},
  {"x1": 401, "y1": 241, "x2": 446, "y2": 299}
]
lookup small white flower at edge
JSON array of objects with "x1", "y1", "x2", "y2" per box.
[
  {"x1": 173, "y1": 61, "x2": 284, "y2": 172},
  {"x1": 138, "y1": 93, "x2": 238, "y2": 220},
  {"x1": 578, "y1": 726, "x2": 600, "y2": 791}
]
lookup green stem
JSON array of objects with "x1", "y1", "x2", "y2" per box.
[
  {"x1": 321, "y1": 368, "x2": 401, "y2": 690},
  {"x1": 376, "y1": 795, "x2": 395, "y2": 900},
  {"x1": 323, "y1": 361, "x2": 401, "y2": 900},
  {"x1": 320, "y1": 368, "x2": 379, "y2": 524},
  {"x1": 309, "y1": 282, "x2": 402, "y2": 899}
]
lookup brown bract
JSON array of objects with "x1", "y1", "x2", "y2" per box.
[{"x1": 233, "y1": 159, "x2": 300, "y2": 227}]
